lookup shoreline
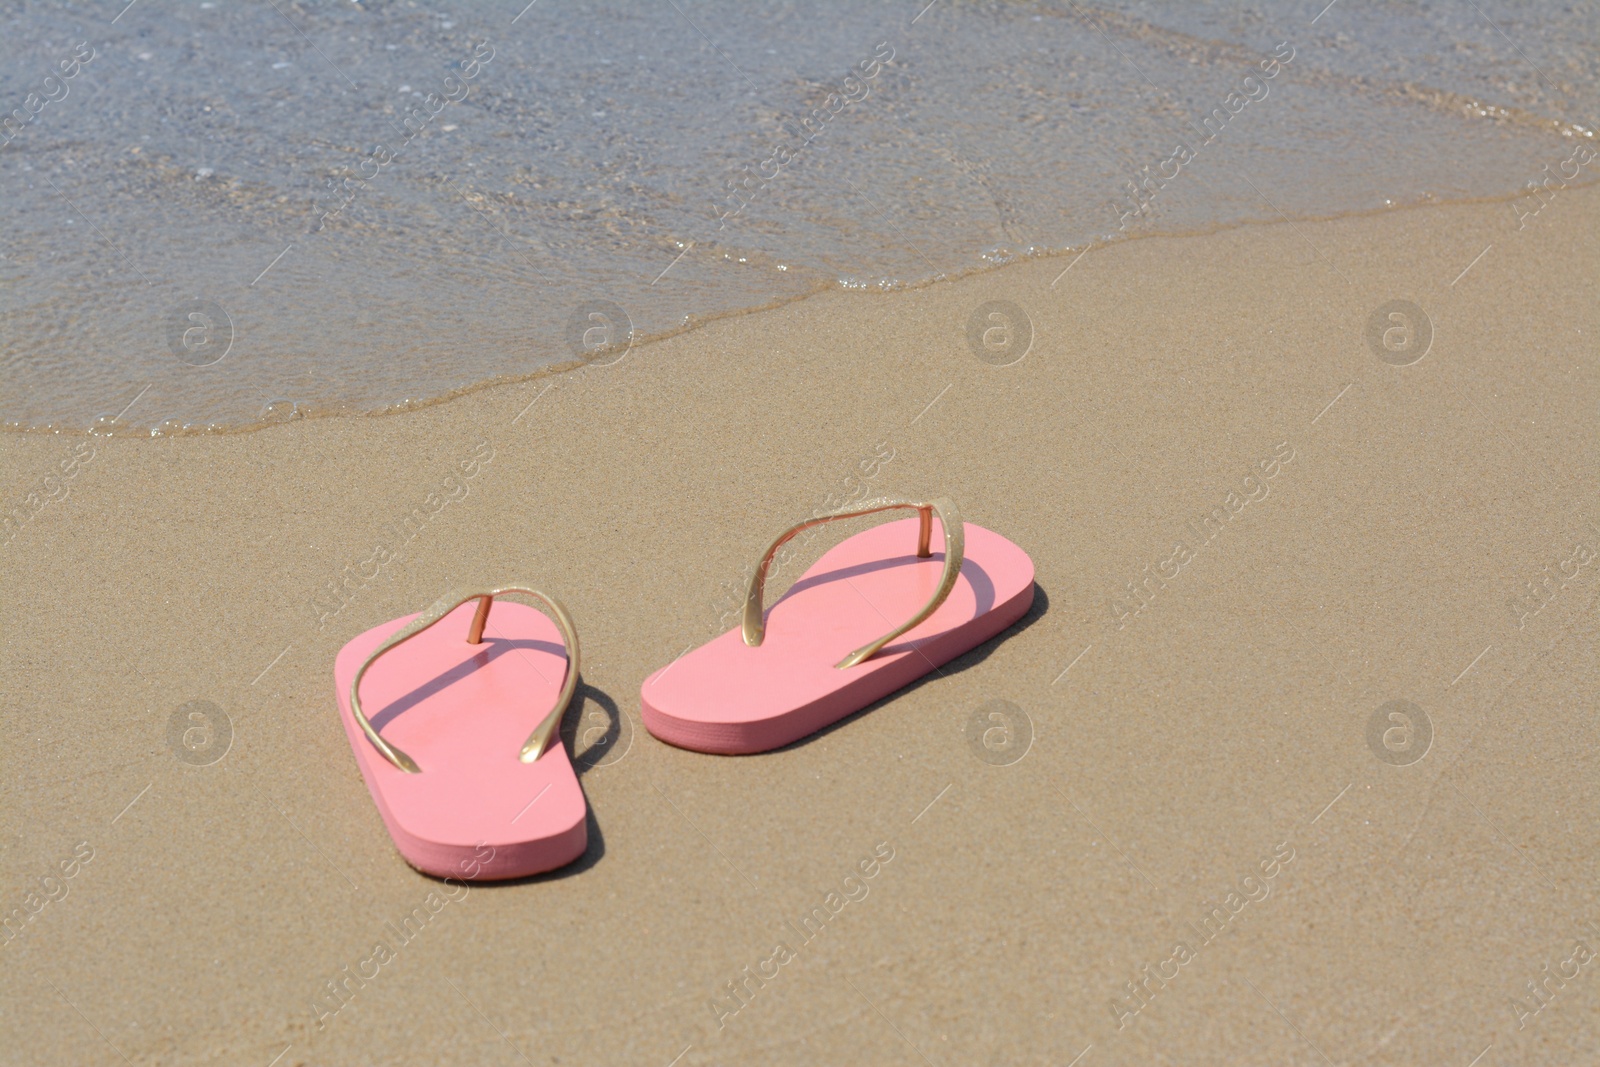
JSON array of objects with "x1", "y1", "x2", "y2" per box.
[{"x1": 6, "y1": 174, "x2": 1597, "y2": 440}]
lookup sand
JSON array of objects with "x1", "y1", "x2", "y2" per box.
[{"x1": 2, "y1": 186, "x2": 1596, "y2": 1066}]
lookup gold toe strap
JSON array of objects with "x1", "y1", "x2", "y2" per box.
[
  {"x1": 349, "y1": 585, "x2": 581, "y2": 774},
  {"x1": 742, "y1": 497, "x2": 964, "y2": 669}
]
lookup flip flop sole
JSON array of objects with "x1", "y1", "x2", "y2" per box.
[
  {"x1": 335, "y1": 601, "x2": 587, "y2": 880},
  {"x1": 641, "y1": 518, "x2": 1034, "y2": 754}
]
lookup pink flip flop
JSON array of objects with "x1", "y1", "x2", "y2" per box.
[
  {"x1": 334, "y1": 586, "x2": 587, "y2": 880},
  {"x1": 641, "y1": 498, "x2": 1034, "y2": 754}
]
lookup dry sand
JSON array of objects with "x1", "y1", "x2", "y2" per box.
[{"x1": 2, "y1": 186, "x2": 1597, "y2": 1066}]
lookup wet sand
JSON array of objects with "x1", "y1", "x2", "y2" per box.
[
  {"x1": 8, "y1": 0, "x2": 1597, "y2": 432},
  {"x1": 1, "y1": 186, "x2": 1596, "y2": 1066}
]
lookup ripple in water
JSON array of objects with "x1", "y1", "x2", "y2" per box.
[{"x1": 1, "y1": 0, "x2": 1594, "y2": 432}]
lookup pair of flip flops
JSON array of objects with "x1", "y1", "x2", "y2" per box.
[{"x1": 333, "y1": 499, "x2": 1034, "y2": 880}]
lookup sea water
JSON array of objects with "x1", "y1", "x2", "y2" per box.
[{"x1": 1, "y1": 0, "x2": 1594, "y2": 433}]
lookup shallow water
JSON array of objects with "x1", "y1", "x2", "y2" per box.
[{"x1": 2, "y1": 0, "x2": 1594, "y2": 433}]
